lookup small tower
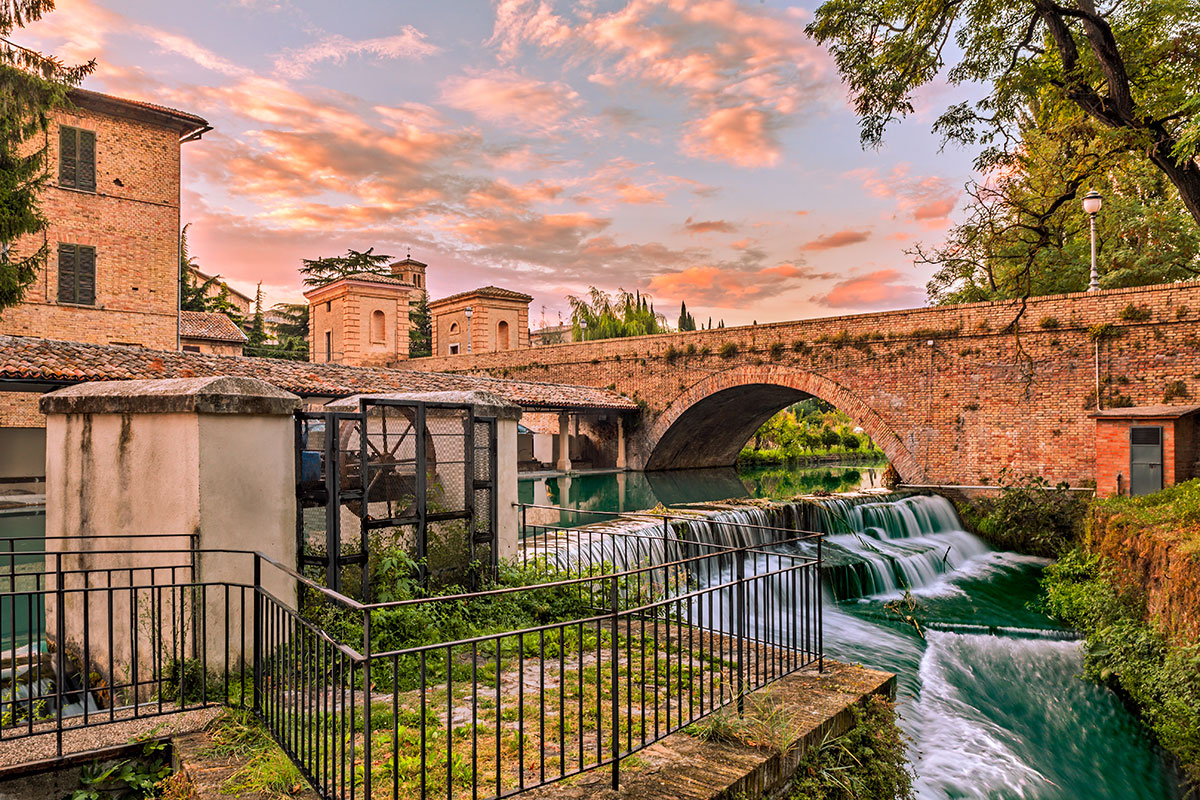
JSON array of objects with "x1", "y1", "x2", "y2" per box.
[
  {"x1": 390, "y1": 255, "x2": 427, "y2": 292},
  {"x1": 428, "y1": 286, "x2": 532, "y2": 356}
]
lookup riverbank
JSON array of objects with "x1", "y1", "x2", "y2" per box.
[{"x1": 1038, "y1": 482, "x2": 1200, "y2": 787}]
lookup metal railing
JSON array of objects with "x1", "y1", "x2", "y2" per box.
[{"x1": 1, "y1": 513, "x2": 825, "y2": 800}]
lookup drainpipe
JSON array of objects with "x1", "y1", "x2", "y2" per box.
[{"x1": 1095, "y1": 339, "x2": 1102, "y2": 411}]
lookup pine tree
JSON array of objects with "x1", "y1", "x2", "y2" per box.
[
  {"x1": 300, "y1": 247, "x2": 392, "y2": 287},
  {"x1": 678, "y1": 301, "x2": 696, "y2": 331},
  {"x1": 245, "y1": 282, "x2": 267, "y2": 353},
  {"x1": 0, "y1": 1, "x2": 95, "y2": 314},
  {"x1": 408, "y1": 289, "x2": 432, "y2": 357}
]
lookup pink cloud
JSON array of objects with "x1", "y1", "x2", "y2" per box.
[
  {"x1": 648, "y1": 261, "x2": 832, "y2": 306},
  {"x1": 684, "y1": 217, "x2": 737, "y2": 235},
  {"x1": 849, "y1": 164, "x2": 961, "y2": 228},
  {"x1": 814, "y1": 269, "x2": 926, "y2": 309},
  {"x1": 440, "y1": 69, "x2": 583, "y2": 135},
  {"x1": 683, "y1": 105, "x2": 781, "y2": 167},
  {"x1": 273, "y1": 26, "x2": 439, "y2": 78},
  {"x1": 802, "y1": 229, "x2": 872, "y2": 251}
]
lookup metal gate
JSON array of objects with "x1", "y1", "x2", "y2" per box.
[
  {"x1": 295, "y1": 397, "x2": 498, "y2": 597},
  {"x1": 1129, "y1": 425, "x2": 1164, "y2": 497}
]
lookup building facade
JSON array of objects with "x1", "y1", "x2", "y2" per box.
[
  {"x1": 305, "y1": 273, "x2": 412, "y2": 367},
  {"x1": 0, "y1": 89, "x2": 208, "y2": 479},
  {"x1": 429, "y1": 286, "x2": 532, "y2": 357}
]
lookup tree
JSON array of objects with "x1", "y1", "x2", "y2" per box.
[
  {"x1": 409, "y1": 289, "x2": 431, "y2": 357},
  {"x1": 244, "y1": 282, "x2": 267, "y2": 354},
  {"x1": 678, "y1": 300, "x2": 697, "y2": 331},
  {"x1": 300, "y1": 247, "x2": 392, "y2": 288},
  {"x1": 178, "y1": 225, "x2": 246, "y2": 323},
  {"x1": 841, "y1": 432, "x2": 862, "y2": 452},
  {"x1": 270, "y1": 302, "x2": 308, "y2": 342},
  {"x1": 808, "y1": 0, "x2": 1200, "y2": 226},
  {"x1": 820, "y1": 428, "x2": 843, "y2": 451},
  {"x1": 0, "y1": 1, "x2": 94, "y2": 314},
  {"x1": 920, "y1": 102, "x2": 1200, "y2": 302},
  {"x1": 567, "y1": 287, "x2": 667, "y2": 341}
]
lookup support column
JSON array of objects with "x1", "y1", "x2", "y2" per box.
[
  {"x1": 616, "y1": 416, "x2": 627, "y2": 470},
  {"x1": 41, "y1": 377, "x2": 301, "y2": 679},
  {"x1": 556, "y1": 410, "x2": 572, "y2": 472}
]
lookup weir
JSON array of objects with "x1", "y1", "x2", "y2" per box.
[{"x1": 529, "y1": 490, "x2": 1187, "y2": 799}]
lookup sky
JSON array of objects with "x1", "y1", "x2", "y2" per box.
[{"x1": 19, "y1": 0, "x2": 980, "y2": 327}]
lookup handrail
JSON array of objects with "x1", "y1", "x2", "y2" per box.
[{"x1": 517, "y1": 501, "x2": 828, "y2": 538}]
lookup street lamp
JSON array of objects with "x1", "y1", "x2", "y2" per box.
[
  {"x1": 579, "y1": 318, "x2": 588, "y2": 341},
  {"x1": 1083, "y1": 189, "x2": 1103, "y2": 292},
  {"x1": 465, "y1": 306, "x2": 473, "y2": 353}
]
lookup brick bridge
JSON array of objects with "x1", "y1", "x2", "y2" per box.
[{"x1": 406, "y1": 283, "x2": 1200, "y2": 486}]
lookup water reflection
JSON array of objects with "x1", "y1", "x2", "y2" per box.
[{"x1": 518, "y1": 462, "x2": 886, "y2": 528}]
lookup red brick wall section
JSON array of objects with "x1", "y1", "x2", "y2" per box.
[
  {"x1": 401, "y1": 283, "x2": 1200, "y2": 486},
  {"x1": 0, "y1": 105, "x2": 183, "y2": 352}
]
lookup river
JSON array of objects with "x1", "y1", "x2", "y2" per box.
[{"x1": 523, "y1": 466, "x2": 1185, "y2": 800}]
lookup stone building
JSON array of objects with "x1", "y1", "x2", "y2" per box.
[
  {"x1": 185, "y1": 264, "x2": 253, "y2": 316},
  {"x1": 0, "y1": 88, "x2": 208, "y2": 479},
  {"x1": 429, "y1": 286, "x2": 532, "y2": 356},
  {"x1": 305, "y1": 273, "x2": 413, "y2": 367},
  {"x1": 179, "y1": 310, "x2": 248, "y2": 355}
]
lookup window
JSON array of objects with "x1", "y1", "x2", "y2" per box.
[
  {"x1": 59, "y1": 126, "x2": 96, "y2": 192},
  {"x1": 497, "y1": 320, "x2": 510, "y2": 350},
  {"x1": 449, "y1": 343, "x2": 460, "y2": 355},
  {"x1": 324, "y1": 331, "x2": 333, "y2": 362},
  {"x1": 326, "y1": 301, "x2": 331, "y2": 312},
  {"x1": 182, "y1": 345, "x2": 201, "y2": 353},
  {"x1": 449, "y1": 322, "x2": 459, "y2": 334},
  {"x1": 57, "y1": 244, "x2": 96, "y2": 305},
  {"x1": 370, "y1": 309, "x2": 386, "y2": 342}
]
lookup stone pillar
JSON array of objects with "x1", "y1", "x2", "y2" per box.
[
  {"x1": 616, "y1": 416, "x2": 627, "y2": 470},
  {"x1": 556, "y1": 411, "x2": 572, "y2": 472},
  {"x1": 40, "y1": 377, "x2": 301, "y2": 681}
]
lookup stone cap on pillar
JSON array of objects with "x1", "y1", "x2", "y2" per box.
[
  {"x1": 325, "y1": 390, "x2": 522, "y2": 421},
  {"x1": 40, "y1": 376, "x2": 302, "y2": 415}
]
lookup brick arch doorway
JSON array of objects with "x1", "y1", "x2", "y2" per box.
[{"x1": 633, "y1": 366, "x2": 925, "y2": 482}]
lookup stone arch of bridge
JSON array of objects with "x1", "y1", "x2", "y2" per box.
[{"x1": 633, "y1": 365, "x2": 925, "y2": 482}]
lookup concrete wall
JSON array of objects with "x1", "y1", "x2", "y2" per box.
[
  {"x1": 0, "y1": 426, "x2": 46, "y2": 480},
  {"x1": 40, "y1": 377, "x2": 300, "y2": 688}
]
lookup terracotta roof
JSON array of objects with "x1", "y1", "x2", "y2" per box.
[
  {"x1": 0, "y1": 335, "x2": 637, "y2": 412},
  {"x1": 1088, "y1": 404, "x2": 1200, "y2": 419},
  {"x1": 69, "y1": 88, "x2": 209, "y2": 133},
  {"x1": 429, "y1": 286, "x2": 533, "y2": 307},
  {"x1": 179, "y1": 311, "x2": 249, "y2": 343}
]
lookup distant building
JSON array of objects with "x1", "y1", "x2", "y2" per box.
[
  {"x1": 179, "y1": 310, "x2": 247, "y2": 355},
  {"x1": 531, "y1": 324, "x2": 570, "y2": 347},
  {"x1": 429, "y1": 286, "x2": 532, "y2": 356},
  {"x1": 185, "y1": 264, "x2": 252, "y2": 316},
  {"x1": 0, "y1": 87, "x2": 208, "y2": 478},
  {"x1": 305, "y1": 272, "x2": 413, "y2": 367}
]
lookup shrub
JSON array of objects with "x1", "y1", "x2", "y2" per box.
[
  {"x1": 664, "y1": 344, "x2": 681, "y2": 364},
  {"x1": 1039, "y1": 316, "x2": 1061, "y2": 329},
  {"x1": 1119, "y1": 303, "x2": 1152, "y2": 322},
  {"x1": 1163, "y1": 380, "x2": 1189, "y2": 402},
  {"x1": 769, "y1": 342, "x2": 786, "y2": 360},
  {"x1": 957, "y1": 473, "x2": 1086, "y2": 556},
  {"x1": 719, "y1": 342, "x2": 739, "y2": 359}
]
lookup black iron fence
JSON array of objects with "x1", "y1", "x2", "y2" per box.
[{"x1": 1, "y1": 512, "x2": 824, "y2": 800}]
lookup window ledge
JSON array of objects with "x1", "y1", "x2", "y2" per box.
[{"x1": 56, "y1": 301, "x2": 100, "y2": 309}]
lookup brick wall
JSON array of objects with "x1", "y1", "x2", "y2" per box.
[{"x1": 402, "y1": 283, "x2": 1200, "y2": 485}]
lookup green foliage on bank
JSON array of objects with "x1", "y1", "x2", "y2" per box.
[
  {"x1": 787, "y1": 694, "x2": 915, "y2": 800},
  {"x1": 1090, "y1": 479, "x2": 1200, "y2": 557},
  {"x1": 955, "y1": 474, "x2": 1087, "y2": 557},
  {"x1": 1041, "y1": 550, "x2": 1200, "y2": 785},
  {"x1": 739, "y1": 400, "x2": 884, "y2": 468}
]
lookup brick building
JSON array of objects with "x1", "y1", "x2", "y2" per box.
[
  {"x1": 305, "y1": 273, "x2": 413, "y2": 367},
  {"x1": 179, "y1": 310, "x2": 248, "y2": 355},
  {"x1": 429, "y1": 286, "x2": 532, "y2": 356},
  {"x1": 0, "y1": 88, "x2": 208, "y2": 479},
  {"x1": 1091, "y1": 405, "x2": 1200, "y2": 496}
]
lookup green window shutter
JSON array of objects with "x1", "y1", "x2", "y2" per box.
[
  {"x1": 57, "y1": 244, "x2": 77, "y2": 302},
  {"x1": 77, "y1": 246, "x2": 96, "y2": 305},
  {"x1": 59, "y1": 127, "x2": 77, "y2": 188},
  {"x1": 77, "y1": 130, "x2": 96, "y2": 192}
]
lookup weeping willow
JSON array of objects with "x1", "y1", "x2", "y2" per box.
[{"x1": 567, "y1": 287, "x2": 667, "y2": 341}]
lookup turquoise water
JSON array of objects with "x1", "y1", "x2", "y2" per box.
[
  {"x1": 540, "y1": 469, "x2": 1184, "y2": 799},
  {"x1": 0, "y1": 508, "x2": 46, "y2": 650}
]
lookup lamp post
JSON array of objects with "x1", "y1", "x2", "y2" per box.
[
  {"x1": 1083, "y1": 189, "x2": 1103, "y2": 292},
  {"x1": 579, "y1": 318, "x2": 588, "y2": 341},
  {"x1": 465, "y1": 306, "x2": 473, "y2": 353}
]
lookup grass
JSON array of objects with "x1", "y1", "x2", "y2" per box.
[
  {"x1": 1090, "y1": 479, "x2": 1200, "y2": 556},
  {"x1": 204, "y1": 709, "x2": 309, "y2": 798}
]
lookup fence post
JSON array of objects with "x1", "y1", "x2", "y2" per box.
[
  {"x1": 736, "y1": 552, "x2": 745, "y2": 716},
  {"x1": 610, "y1": 574, "x2": 620, "y2": 791},
  {"x1": 817, "y1": 537, "x2": 824, "y2": 674},
  {"x1": 54, "y1": 552, "x2": 65, "y2": 758},
  {"x1": 363, "y1": 608, "x2": 372, "y2": 800},
  {"x1": 252, "y1": 553, "x2": 261, "y2": 713}
]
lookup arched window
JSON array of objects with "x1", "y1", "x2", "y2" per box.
[
  {"x1": 497, "y1": 320, "x2": 511, "y2": 350},
  {"x1": 370, "y1": 309, "x2": 386, "y2": 343},
  {"x1": 449, "y1": 322, "x2": 460, "y2": 334}
]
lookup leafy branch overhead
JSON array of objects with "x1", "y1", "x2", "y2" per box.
[{"x1": 807, "y1": 0, "x2": 1200, "y2": 224}]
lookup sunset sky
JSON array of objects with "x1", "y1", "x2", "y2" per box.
[{"x1": 21, "y1": 0, "x2": 978, "y2": 327}]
